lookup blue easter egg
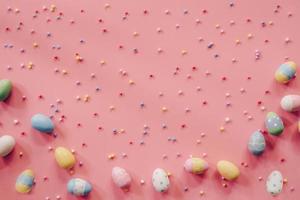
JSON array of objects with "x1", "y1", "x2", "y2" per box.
[
  {"x1": 31, "y1": 114, "x2": 54, "y2": 133},
  {"x1": 67, "y1": 178, "x2": 92, "y2": 197},
  {"x1": 248, "y1": 131, "x2": 266, "y2": 155}
]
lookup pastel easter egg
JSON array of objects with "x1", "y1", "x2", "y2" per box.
[
  {"x1": 0, "y1": 79, "x2": 12, "y2": 101},
  {"x1": 54, "y1": 147, "x2": 76, "y2": 169},
  {"x1": 31, "y1": 114, "x2": 54, "y2": 133},
  {"x1": 0, "y1": 135, "x2": 15, "y2": 157},
  {"x1": 217, "y1": 160, "x2": 240, "y2": 181},
  {"x1": 112, "y1": 167, "x2": 132, "y2": 189},
  {"x1": 67, "y1": 178, "x2": 92, "y2": 197},
  {"x1": 280, "y1": 95, "x2": 300, "y2": 112},
  {"x1": 152, "y1": 168, "x2": 170, "y2": 192},
  {"x1": 15, "y1": 169, "x2": 35, "y2": 193},
  {"x1": 266, "y1": 170, "x2": 283, "y2": 196},
  {"x1": 275, "y1": 61, "x2": 297, "y2": 84},
  {"x1": 184, "y1": 157, "x2": 209, "y2": 174},
  {"x1": 265, "y1": 112, "x2": 284, "y2": 136},
  {"x1": 248, "y1": 131, "x2": 266, "y2": 156}
]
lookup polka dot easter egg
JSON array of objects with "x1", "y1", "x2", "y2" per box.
[
  {"x1": 152, "y1": 168, "x2": 170, "y2": 192},
  {"x1": 184, "y1": 157, "x2": 209, "y2": 174},
  {"x1": 15, "y1": 169, "x2": 35, "y2": 194},
  {"x1": 217, "y1": 160, "x2": 240, "y2": 181},
  {"x1": 0, "y1": 135, "x2": 15, "y2": 157},
  {"x1": 280, "y1": 95, "x2": 300, "y2": 112},
  {"x1": 265, "y1": 112, "x2": 284, "y2": 136},
  {"x1": 31, "y1": 114, "x2": 54, "y2": 133},
  {"x1": 275, "y1": 61, "x2": 297, "y2": 84},
  {"x1": 266, "y1": 170, "x2": 283, "y2": 196},
  {"x1": 112, "y1": 167, "x2": 132, "y2": 189},
  {"x1": 54, "y1": 147, "x2": 76, "y2": 169},
  {"x1": 0, "y1": 79, "x2": 12, "y2": 101},
  {"x1": 248, "y1": 131, "x2": 266, "y2": 156},
  {"x1": 67, "y1": 178, "x2": 92, "y2": 197}
]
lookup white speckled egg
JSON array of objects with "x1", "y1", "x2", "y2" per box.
[
  {"x1": 0, "y1": 135, "x2": 15, "y2": 157},
  {"x1": 266, "y1": 170, "x2": 283, "y2": 196},
  {"x1": 152, "y1": 168, "x2": 170, "y2": 192}
]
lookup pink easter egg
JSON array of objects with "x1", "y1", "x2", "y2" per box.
[{"x1": 112, "y1": 167, "x2": 131, "y2": 189}]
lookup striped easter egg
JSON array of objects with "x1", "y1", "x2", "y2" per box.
[
  {"x1": 15, "y1": 169, "x2": 35, "y2": 193},
  {"x1": 275, "y1": 61, "x2": 297, "y2": 84},
  {"x1": 67, "y1": 178, "x2": 92, "y2": 197}
]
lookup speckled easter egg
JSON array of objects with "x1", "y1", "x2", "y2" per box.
[
  {"x1": 112, "y1": 167, "x2": 132, "y2": 189},
  {"x1": 54, "y1": 147, "x2": 76, "y2": 169},
  {"x1": 67, "y1": 178, "x2": 92, "y2": 197},
  {"x1": 275, "y1": 61, "x2": 297, "y2": 83},
  {"x1": 266, "y1": 170, "x2": 283, "y2": 196},
  {"x1": 0, "y1": 79, "x2": 12, "y2": 101},
  {"x1": 248, "y1": 131, "x2": 266, "y2": 155},
  {"x1": 184, "y1": 157, "x2": 209, "y2": 174},
  {"x1": 281, "y1": 95, "x2": 300, "y2": 112},
  {"x1": 265, "y1": 112, "x2": 284, "y2": 136},
  {"x1": 31, "y1": 113, "x2": 54, "y2": 133},
  {"x1": 152, "y1": 168, "x2": 170, "y2": 192},
  {"x1": 217, "y1": 160, "x2": 240, "y2": 181},
  {"x1": 0, "y1": 135, "x2": 15, "y2": 157},
  {"x1": 15, "y1": 169, "x2": 35, "y2": 193}
]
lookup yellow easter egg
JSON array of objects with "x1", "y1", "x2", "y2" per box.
[
  {"x1": 54, "y1": 147, "x2": 76, "y2": 169},
  {"x1": 217, "y1": 160, "x2": 240, "y2": 181}
]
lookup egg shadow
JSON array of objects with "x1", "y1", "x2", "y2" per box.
[
  {"x1": 111, "y1": 170, "x2": 143, "y2": 199},
  {"x1": 211, "y1": 170, "x2": 233, "y2": 194},
  {"x1": 66, "y1": 187, "x2": 102, "y2": 200},
  {"x1": 182, "y1": 168, "x2": 207, "y2": 189},
  {"x1": 30, "y1": 125, "x2": 62, "y2": 145},
  {"x1": 0, "y1": 142, "x2": 30, "y2": 169},
  {"x1": 290, "y1": 127, "x2": 300, "y2": 153}
]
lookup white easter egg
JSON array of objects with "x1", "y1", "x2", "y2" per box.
[
  {"x1": 0, "y1": 135, "x2": 15, "y2": 157},
  {"x1": 152, "y1": 168, "x2": 170, "y2": 192},
  {"x1": 266, "y1": 170, "x2": 283, "y2": 196}
]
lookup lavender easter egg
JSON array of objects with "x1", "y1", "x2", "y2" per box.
[
  {"x1": 275, "y1": 61, "x2": 297, "y2": 84},
  {"x1": 184, "y1": 157, "x2": 209, "y2": 174},
  {"x1": 152, "y1": 168, "x2": 170, "y2": 192},
  {"x1": 112, "y1": 167, "x2": 131, "y2": 189},
  {"x1": 266, "y1": 170, "x2": 283, "y2": 196},
  {"x1": 248, "y1": 131, "x2": 266, "y2": 155},
  {"x1": 67, "y1": 178, "x2": 92, "y2": 197},
  {"x1": 265, "y1": 112, "x2": 284, "y2": 136},
  {"x1": 280, "y1": 95, "x2": 300, "y2": 112},
  {"x1": 0, "y1": 135, "x2": 15, "y2": 157},
  {"x1": 31, "y1": 113, "x2": 54, "y2": 133}
]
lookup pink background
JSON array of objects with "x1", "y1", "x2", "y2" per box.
[{"x1": 0, "y1": 0, "x2": 300, "y2": 199}]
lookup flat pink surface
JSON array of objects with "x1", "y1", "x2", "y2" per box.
[{"x1": 0, "y1": 0, "x2": 300, "y2": 199}]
